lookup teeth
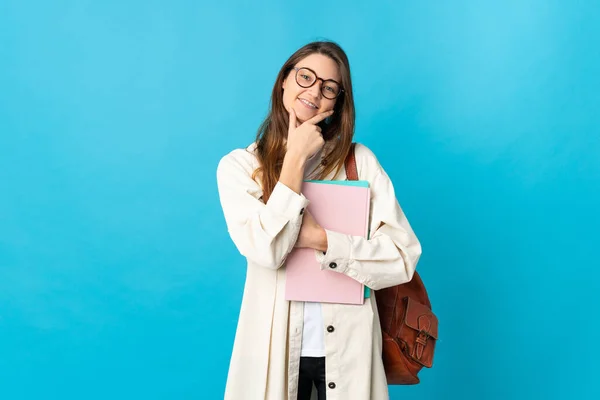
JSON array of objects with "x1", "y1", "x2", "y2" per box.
[{"x1": 300, "y1": 99, "x2": 317, "y2": 109}]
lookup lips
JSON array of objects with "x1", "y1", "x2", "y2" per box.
[{"x1": 299, "y1": 98, "x2": 318, "y2": 109}]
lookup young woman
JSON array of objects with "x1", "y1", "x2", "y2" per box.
[{"x1": 216, "y1": 41, "x2": 422, "y2": 400}]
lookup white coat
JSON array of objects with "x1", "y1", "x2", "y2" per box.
[{"x1": 216, "y1": 140, "x2": 422, "y2": 400}]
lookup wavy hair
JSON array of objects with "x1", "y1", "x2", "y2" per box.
[{"x1": 252, "y1": 40, "x2": 355, "y2": 202}]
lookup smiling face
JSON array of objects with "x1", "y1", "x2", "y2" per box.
[{"x1": 282, "y1": 53, "x2": 341, "y2": 124}]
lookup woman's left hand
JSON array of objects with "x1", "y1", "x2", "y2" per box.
[{"x1": 295, "y1": 209, "x2": 327, "y2": 251}]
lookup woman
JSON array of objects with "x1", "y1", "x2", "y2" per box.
[{"x1": 216, "y1": 41, "x2": 421, "y2": 400}]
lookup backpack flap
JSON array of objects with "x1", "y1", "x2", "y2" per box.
[{"x1": 403, "y1": 297, "x2": 438, "y2": 367}]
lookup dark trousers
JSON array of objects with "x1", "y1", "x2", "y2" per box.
[{"x1": 297, "y1": 356, "x2": 327, "y2": 400}]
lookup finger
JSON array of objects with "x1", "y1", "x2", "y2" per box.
[
  {"x1": 315, "y1": 126, "x2": 322, "y2": 133},
  {"x1": 305, "y1": 110, "x2": 334, "y2": 126},
  {"x1": 288, "y1": 108, "x2": 298, "y2": 131},
  {"x1": 303, "y1": 208, "x2": 313, "y2": 219}
]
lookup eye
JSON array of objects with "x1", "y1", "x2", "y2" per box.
[
  {"x1": 324, "y1": 85, "x2": 334, "y2": 92},
  {"x1": 300, "y1": 74, "x2": 311, "y2": 81}
]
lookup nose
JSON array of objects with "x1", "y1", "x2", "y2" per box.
[{"x1": 307, "y1": 79, "x2": 323, "y2": 98}]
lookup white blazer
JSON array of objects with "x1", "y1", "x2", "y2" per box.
[{"x1": 216, "y1": 140, "x2": 422, "y2": 400}]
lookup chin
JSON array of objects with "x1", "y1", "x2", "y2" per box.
[{"x1": 295, "y1": 108, "x2": 318, "y2": 121}]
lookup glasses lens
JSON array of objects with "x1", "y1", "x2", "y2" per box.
[
  {"x1": 295, "y1": 67, "x2": 342, "y2": 99},
  {"x1": 295, "y1": 68, "x2": 316, "y2": 88},
  {"x1": 321, "y1": 81, "x2": 341, "y2": 99}
]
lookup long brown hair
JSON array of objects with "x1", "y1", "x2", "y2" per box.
[{"x1": 252, "y1": 41, "x2": 355, "y2": 202}]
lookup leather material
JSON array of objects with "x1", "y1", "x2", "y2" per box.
[{"x1": 344, "y1": 143, "x2": 438, "y2": 385}]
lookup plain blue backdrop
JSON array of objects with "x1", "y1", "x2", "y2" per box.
[{"x1": 1, "y1": 1, "x2": 599, "y2": 399}]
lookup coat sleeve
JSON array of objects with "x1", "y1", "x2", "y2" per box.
[
  {"x1": 315, "y1": 149, "x2": 422, "y2": 290},
  {"x1": 217, "y1": 151, "x2": 310, "y2": 270}
]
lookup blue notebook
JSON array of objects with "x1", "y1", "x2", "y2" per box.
[{"x1": 304, "y1": 179, "x2": 372, "y2": 299}]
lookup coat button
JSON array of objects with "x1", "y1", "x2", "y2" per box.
[
  {"x1": 328, "y1": 382, "x2": 336, "y2": 389},
  {"x1": 327, "y1": 325, "x2": 335, "y2": 333},
  {"x1": 329, "y1": 262, "x2": 337, "y2": 269},
  {"x1": 300, "y1": 208, "x2": 304, "y2": 215}
]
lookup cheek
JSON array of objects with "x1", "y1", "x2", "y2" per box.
[
  {"x1": 320, "y1": 100, "x2": 336, "y2": 113},
  {"x1": 287, "y1": 84, "x2": 300, "y2": 97},
  {"x1": 284, "y1": 86, "x2": 301, "y2": 104},
  {"x1": 283, "y1": 88, "x2": 293, "y2": 106}
]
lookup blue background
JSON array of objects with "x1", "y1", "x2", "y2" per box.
[{"x1": 1, "y1": 1, "x2": 599, "y2": 399}]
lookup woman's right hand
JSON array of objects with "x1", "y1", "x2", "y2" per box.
[{"x1": 286, "y1": 108, "x2": 333, "y2": 162}]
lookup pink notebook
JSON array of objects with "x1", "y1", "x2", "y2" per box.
[{"x1": 284, "y1": 181, "x2": 371, "y2": 305}]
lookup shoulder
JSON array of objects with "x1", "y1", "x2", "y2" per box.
[
  {"x1": 216, "y1": 142, "x2": 263, "y2": 198},
  {"x1": 216, "y1": 143, "x2": 264, "y2": 199},
  {"x1": 217, "y1": 142, "x2": 259, "y2": 180},
  {"x1": 353, "y1": 142, "x2": 385, "y2": 178}
]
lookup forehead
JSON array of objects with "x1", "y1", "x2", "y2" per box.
[{"x1": 295, "y1": 53, "x2": 340, "y2": 81}]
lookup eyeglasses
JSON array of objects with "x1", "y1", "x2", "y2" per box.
[{"x1": 292, "y1": 67, "x2": 344, "y2": 100}]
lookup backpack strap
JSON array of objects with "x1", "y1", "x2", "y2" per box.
[{"x1": 344, "y1": 143, "x2": 358, "y2": 181}]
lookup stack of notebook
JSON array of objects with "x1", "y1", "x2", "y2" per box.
[{"x1": 284, "y1": 179, "x2": 371, "y2": 305}]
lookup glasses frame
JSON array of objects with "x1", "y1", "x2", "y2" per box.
[{"x1": 292, "y1": 66, "x2": 344, "y2": 100}]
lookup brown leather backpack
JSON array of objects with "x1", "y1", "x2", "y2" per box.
[{"x1": 344, "y1": 143, "x2": 438, "y2": 385}]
